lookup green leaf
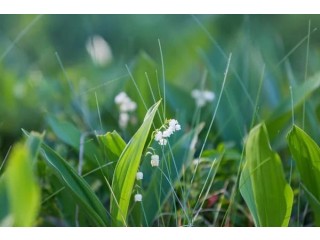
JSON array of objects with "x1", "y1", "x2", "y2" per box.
[
  {"x1": 0, "y1": 132, "x2": 43, "y2": 226},
  {"x1": 46, "y1": 116, "x2": 101, "y2": 160},
  {"x1": 97, "y1": 130, "x2": 126, "y2": 163},
  {"x1": 47, "y1": 116, "x2": 81, "y2": 149},
  {"x1": 239, "y1": 123, "x2": 293, "y2": 226},
  {"x1": 96, "y1": 131, "x2": 126, "y2": 182},
  {"x1": 287, "y1": 125, "x2": 320, "y2": 225},
  {"x1": 46, "y1": 116, "x2": 107, "y2": 176},
  {"x1": 111, "y1": 100, "x2": 161, "y2": 226},
  {"x1": 26, "y1": 131, "x2": 44, "y2": 164},
  {"x1": 40, "y1": 143, "x2": 109, "y2": 226}
]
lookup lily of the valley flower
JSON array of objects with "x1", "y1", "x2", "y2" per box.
[
  {"x1": 136, "y1": 171, "x2": 143, "y2": 180},
  {"x1": 151, "y1": 154, "x2": 160, "y2": 167},
  {"x1": 134, "y1": 193, "x2": 142, "y2": 202},
  {"x1": 158, "y1": 138, "x2": 168, "y2": 146},
  {"x1": 154, "y1": 131, "x2": 163, "y2": 141},
  {"x1": 191, "y1": 89, "x2": 215, "y2": 107},
  {"x1": 154, "y1": 119, "x2": 181, "y2": 146},
  {"x1": 86, "y1": 35, "x2": 113, "y2": 67},
  {"x1": 115, "y1": 92, "x2": 137, "y2": 129}
]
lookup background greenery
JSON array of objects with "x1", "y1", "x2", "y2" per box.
[{"x1": 1, "y1": 15, "x2": 320, "y2": 226}]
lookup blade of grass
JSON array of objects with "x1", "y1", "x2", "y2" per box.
[
  {"x1": 302, "y1": 20, "x2": 311, "y2": 129},
  {"x1": 190, "y1": 53, "x2": 232, "y2": 190},
  {"x1": 0, "y1": 15, "x2": 43, "y2": 62}
]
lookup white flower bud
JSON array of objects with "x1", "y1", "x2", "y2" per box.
[
  {"x1": 126, "y1": 101, "x2": 137, "y2": 112},
  {"x1": 192, "y1": 89, "x2": 215, "y2": 107},
  {"x1": 136, "y1": 172, "x2": 143, "y2": 180},
  {"x1": 175, "y1": 124, "x2": 181, "y2": 131},
  {"x1": 196, "y1": 97, "x2": 206, "y2": 107},
  {"x1": 203, "y1": 90, "x2": 215, "y2": 101},
  {"x1": 151, "y1": 154, "x2": 159, "y2": 161},
  {"x1": 151, "y1": 154, "x2": 159, "y2": 167},
  {"x1": 134, "y1": 193, "x2": 142, "y2": 202},
  {"x1": 159, "y1": 138, "x2": 168, "y2": 146},
  {"x1": 119, "y1": 112, "x2": 129, "y2": 128},
  {"x1": 115, "y1": 92, "x2": 127, "y2": 104},
  {"x1": 169, "y1": 119, "x2": 178, "y2": 128},
  {"x1": 163, "y1": 128, "x2": 173, "y2": 137},
  {"x1": 154, "y1": 131, "x2": 163, "y2": 141},
  {"x1": 86, "y1": 35, "x2": 113, "y2": 67},
  {"x1": 191, "y1": 89, "x2": 201, "y2": 99}
]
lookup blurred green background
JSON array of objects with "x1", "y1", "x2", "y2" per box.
[{"x1": 1, "y1": 14, "x2": 320, "y2": 161}]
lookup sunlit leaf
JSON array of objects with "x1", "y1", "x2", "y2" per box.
[
  {"x1": 0, "y1": 132, "x2": 43, "y2": 226},
  {"x1": 239, "y1": 123, "x2": 293, "y2": 226},
  {"x1": 287, "y1": 125, "x2": 320, "y2": 226},
  {"x1": 97, "y1": 130, "x2": 126, "y2": 163}
]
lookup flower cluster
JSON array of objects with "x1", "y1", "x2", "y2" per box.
[
  {"x1": 115, "y1": 92, "x2": 137, "y2": 129},
  {"x1": 154, "y1": 119, "x2": 181, "y2": 146},
  {"x1": 133, "y1": 119, "x2": 181, "y2": 203},
  {"x1": 191, "y1": 89, "x2": 215, "y2": 107}
]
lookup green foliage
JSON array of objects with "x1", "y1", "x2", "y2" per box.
[
  {"x1": 142, "y1": 123, "x2": 204, "y2": 226},
  {"x1": 110, "y1": 100, "x2": 161, "y2": 226},
  {"x1": 240, "y1": 123, "x2": 293, "y2": 226},
  {"x1": 40, "y1": 142, "x2": 109, "y2": 226},
  {"x1": 267, "y1": 73, "x2": 320, "y2": 143},
  {"x1": 0, "y1": 132, "x2": 42, "y2": 226},
  {"x1": 97, "y1": 130, "x2": 126, "y2": 163},
  {"x1": 47, "y1": 116, "x2": 102, "y2": 160},
  {"x1": 287, "y1": 125, "x2": 320, "y2": 226},
  {"x1": 97, "y1": 130, "x2": 126, "y2": 181},
  {"x1": 2, "y1": 15, "x2": 320, "y2": 227}
]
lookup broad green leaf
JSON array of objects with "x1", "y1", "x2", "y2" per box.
[
  {"x1": 97, "y1": 131, "x2": 126, "y2": 182},
  {"x1": 0, "y1": 132, "x2": 43, "y2": 226},
  {"x1": 239, "y1": 123, "x2": 293, "y2": 226},
  {"x1": 46, "y1": 116, "x2": 107, "y2": 176},
  {"x1": 47, "y1": 116, "x2": 101, "y2": 160},
  {"x1": 142, "y1": 123, "x2": 204, "y2": 226},
  {"x1": 97, "y1": 130, "x2": 126, "y2": 163},
  {"x1": 40, "y1": 143, "x2": 109, "y2": 226},
  {"x1": 111, "y1": 100, "x2": 161, "y2": 226},
  {"x1": 287, "y1": 125, "x2": 320, "y2": 225},
  {"x1": 47, "y1": 116, "x2": 81, "y2": 149}
]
